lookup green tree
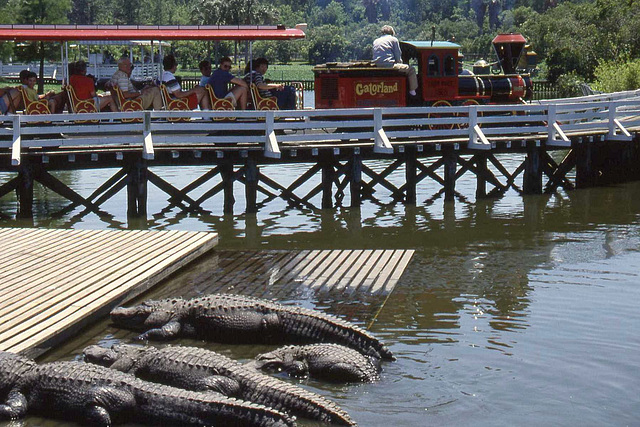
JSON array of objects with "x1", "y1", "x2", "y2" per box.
[
  {"x1": 194, "y1": 0, "x2": 278, "y2": 26},
  {"x1": 14, "y1": 0, "x2": 71, "y2": 92},
  {"x1": 307, "y1": 24, "x2": 347, "y2": 63}
]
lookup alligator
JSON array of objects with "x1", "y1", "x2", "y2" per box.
[
  {"x1": 110, "y1": 293, "x2": 394, "y2": 360},
  {"x1": 83, "y1": 343, "x2": 356, "y2": 426},
  {"x1": 251, "y1": 343, "x2": 381, "y2": 383},
  {"x1": 0, "y1": 350, "x2": 294, "y2": 427}
]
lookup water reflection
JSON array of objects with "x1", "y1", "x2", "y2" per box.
[{"x1": 3, "y1": 163, "x2": 640, "y2": 425}]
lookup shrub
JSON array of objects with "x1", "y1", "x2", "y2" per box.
[
  {"x1": 593, "y1": 59, "x2": 640, "y2": 93},
  {"x1": 555, "y1": 72, "x2": 584, "y2": 98}
]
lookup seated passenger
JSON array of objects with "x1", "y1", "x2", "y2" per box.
[
  {"x1": 208, "y1": 56, "x2": 248, "y2": 110},
  {"x1": 0, "y1": 86, "x2": 19, "y2": 114},
  {"x1": 198, "y1": 60, "x2": 211, "y2": 87},
  {"x1": 19, "y1": 70, "x2": 59, "y2": 113},
  {"x1": 373, "y1": 25, "x2": 418, "y2": 97},
  {"x1": 110, "y1": 57, "x2": 162, "y2": 110},
  {"x1": 69, "y1": 61, "x2": 118, "y2": 112},
  {"x1": 243, "y1": 57, "x2": 296, "y2": 110},
  {"x1": 161, "y1": 54, "x2": 210, "y2": 110}
]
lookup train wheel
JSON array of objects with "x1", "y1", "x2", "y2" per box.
[
  {"x1": 458, "y1": 99, "x2": 481, "y2": 129},
  {"x1": 428, "y1": 100, "x2": 455, "y2": 130}
]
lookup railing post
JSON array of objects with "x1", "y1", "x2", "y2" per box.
[
  {"x1": 607, "y1": 101, "x2": 632, "y2": 141},
  {"x1": 265, "y1": 110, "x2": 281, "y2": 159},
  {"x1": 11, "y1": 115, "x2": 21, "y2": 166},
  {"x1": 467, "y1": 105, "x2": 491, "y2": 150},
  {"x1": 142, "y1": 111, "x2": 154, "y2": 160},
  {"x1": 374, "y1": 108, "x2": 393, "y2": 154},
  {"x1": 547, "y1": 103, "x2": 570, "y2": 146}
]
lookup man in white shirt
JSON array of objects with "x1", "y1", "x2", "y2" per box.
[
  {"x1": 373, "y1": 25, "x2": 418, "y2": 97},
  {"x1": 162, "y1": 54, "x2": 209, "y2": 110},
  {"x1": 110, "y1": 57, "x2": 162, "y2": 110}
]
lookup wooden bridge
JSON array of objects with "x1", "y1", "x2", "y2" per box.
[{"x1": 1, "y1": 90, "x2": 639, "y2": 220}]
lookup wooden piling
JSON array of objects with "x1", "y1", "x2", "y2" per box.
[
  {"x1": 475, "y1": 153, "x2": 488, "y2": 199},
  {"x1": 245, "y1": 157, "x2": 258, "y2": 214},
  {"x1": 405, "y1": 145, "x2": 417, "y2": 204},
  {"x1": 321, "y1": 157, "x2": 334, "y2": 209},
  {"x1": 126, "y1": 159, "x2": 148, "y2": 218},
  {"x1": 16, "y1": 162, "x2": 34, "y2": 219},
  {"x1": 350, "y1": 152, "x2": 362, "y2": 208},
  {"x1": 220, "y1": 161, "x2": 235, "y2": 215},
  {"x1": 443, "y1": 148, "x2": 456, "y2": 202},
  {"x1": 523, "y1": 143, "x2": 543, "y2": 194}
]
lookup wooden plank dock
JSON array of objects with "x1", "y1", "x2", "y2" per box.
[
  {"x1": 0, "y1": 227, "x2": 218, "y2": 356},
  {"x1": 151, "y1": 249, "x2": 415, "y2": 301}
]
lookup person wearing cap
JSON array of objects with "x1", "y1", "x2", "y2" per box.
[{"x1": 373, "y1": 25, "x2": 418, "y2": 97}]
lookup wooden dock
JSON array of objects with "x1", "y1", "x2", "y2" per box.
[
  {"x1": 151, "y1": 249, "x2": 415, "y2": 300},
  {"x1": 0, "y1": 227, "x2": 218, "y2": 356},
  {"x1": 0, "y1": 227, "x2": 414, "y2": 356}
]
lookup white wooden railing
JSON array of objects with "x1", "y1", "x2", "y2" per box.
[{"x1": 2, "y1": 90, "x2": 640, "y2": 166}]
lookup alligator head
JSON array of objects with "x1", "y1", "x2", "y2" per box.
[
  {"x1": 83, "y1": 344, "x2": 149, "y2": 373},
  {"x1": 110, "y1": 299, "x2": 179, "y2": 331},
  {"x1": 254, "y1": 348, "x2": 309, "y2": 378}
]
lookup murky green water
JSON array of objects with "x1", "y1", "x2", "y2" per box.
[{"x1": 1, "y1": 153, "x2": 640, "y2": 426}]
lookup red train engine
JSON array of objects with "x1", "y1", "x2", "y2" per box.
[{"x1": 314, "y1": 33, "x2": 533, "y2": 109}]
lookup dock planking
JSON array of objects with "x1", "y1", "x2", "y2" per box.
[
  {"x1": 152, "y1": 249, "x2": 415, "y2": 300},
  {"x1": 0, "y1": 227, "x2": 218, "y2": 356}
]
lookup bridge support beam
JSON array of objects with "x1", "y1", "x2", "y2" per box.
[
  {"x1": 16, "y1": 161, "x2": 34, "y2": 219},
  {"x1": 350, "y1": 152, "x2": 362, "y2": 208},
  {"x1": 126, "y1": 159, "x2": 148, "y2": 218},
  {"x1": 220, "y1": 161, "x2": 235, "y2": 215},
  {"x1": 443, "y1": 148, "x2": 457, "y2": 202},
  {"x1": 575, "y1": 139, "x2": 597, "y2": 188},
  {"x1": 523, "y1": 143, "x2": 543, "y2": 194},
  {"x1": 245, "y1": 157, "x2": 258, "y2": 214},
  {"x1": 321, "y1": 157, "x2": 334, "y2": 209},
  {"x1": 405, "y1": 146, "x2": 417, "y2": 204},
  {"x1": 475, "y1": 154, "x2": 488, "y2": 199}
]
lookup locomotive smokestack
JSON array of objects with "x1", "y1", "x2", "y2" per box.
[{"x1": 431, "y1": 26, "x2": 436, "y2": 46}]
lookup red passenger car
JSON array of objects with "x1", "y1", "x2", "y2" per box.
[{"x1": 314, "y1": 33, "x2": 533, "y2": 109}]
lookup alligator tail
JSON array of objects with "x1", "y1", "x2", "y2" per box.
[
  {"x1": 137, "y1": 383, "x2": 296, "y2": 427},
  {"x1": 277, "y1": 306, "x2": 394, "y2": 360},
  {"x1": 231, "y1": 364, "x2": 356, "y2": 426}
]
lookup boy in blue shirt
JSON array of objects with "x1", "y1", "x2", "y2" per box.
[{"x1": 208, "y1": 56, "x2": 248, "y2": 110}]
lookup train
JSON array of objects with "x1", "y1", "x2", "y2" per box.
[{"x1": 313, "y1": 33, "x2": 534, "y2": 109}]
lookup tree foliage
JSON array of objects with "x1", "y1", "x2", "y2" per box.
[{"x1": 0, "y1": 0, "x2": 637, "y2": 89}]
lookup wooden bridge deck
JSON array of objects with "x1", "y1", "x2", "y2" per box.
[{"x1": 0, "y1": 227, "x2": 218, "y2": 355}]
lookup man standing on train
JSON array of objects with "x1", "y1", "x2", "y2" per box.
[{"x1": 373, "y1": 25, "x2": 418, "y2": 98}]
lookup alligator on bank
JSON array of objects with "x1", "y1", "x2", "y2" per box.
[
  {"x1": 0, "y1": 350, "x2": 294, "y2": 427},
  {"x1": 110, "y1": 293, "x2": 394, "y2": 360},
  {"x1": 83, "y1": 343, "x2": 356, "y2": 426},
  {"x1": 251, "y1": 343, "x2": 381, "y2": 383}
]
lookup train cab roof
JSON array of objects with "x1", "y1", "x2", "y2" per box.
[
  {"x1": 400, "y1": 41, "x2": 461, "y2": 50},
  {"x1": 400, "y1": 41, "x2": 461, "y2": 62}
]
